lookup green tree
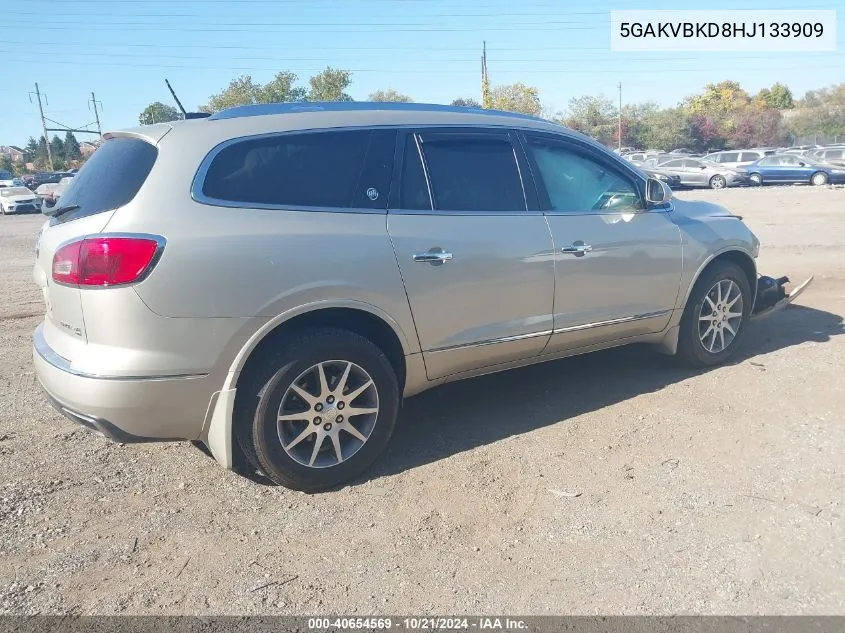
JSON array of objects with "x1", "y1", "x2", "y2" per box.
[
  {"x1": 451, "y1": 97, "x2": 481, "y2": 108},
  {"x1": 139, "y1": 102, "x2": 181, "y2": 125},
  {"x1": 756, "y1": 83, "x2": 794, "y2": 109},
  {"x1": 489, "y1": 82, "x2": 542, "y2": 116},
  {"x1": 308, "y1": 67, "x2": 353, "y2": 102},
  {"x1": 368, "y1": 89, "x2": 413, "y2": 103},
  {"x1": 25, "y1": 136, "x2": 38, "y2": 156},
  {"x1": 205, "y1": 75, "x2": 264, "y2": 112},
  {"x1": 64, "y1": 131, "x2": 82, "y2": 161},
  {"x1": 260, "y1": 71, "x2": 307, "y2": 103},
  {"x1": 35, "y1": 135, "x2": 49, "y2": 167},
  {"x1": 49, "y1": 135, "x2": 66, "y2": 170},
  {"x1": 561, "y1": 95, "x2": 617, "y2": 145}
]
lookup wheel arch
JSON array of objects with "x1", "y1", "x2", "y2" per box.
[{"x1": 682, "y1": 249, "x2": 758, "y2": 314}]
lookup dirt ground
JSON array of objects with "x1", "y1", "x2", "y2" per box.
[{"x1": 1, "y1": 186, "x2": 843, "y2": 615}]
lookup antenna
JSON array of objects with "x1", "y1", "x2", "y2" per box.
[{"x1": 165, "y1": 78, "x2": 188, "y2": 118}]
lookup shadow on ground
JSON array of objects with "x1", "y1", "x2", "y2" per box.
[{"x1": 370, "y1": 304, "x2": 844, "y2": 480}]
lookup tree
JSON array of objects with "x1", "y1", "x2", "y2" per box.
[
  {"x1": 489, "y1": 82, "x2": 542, "y2": 116},
  {"x1": 205, "y1": 75, "x2": 265, "y2": 112},
  {"x1": 756, "y1": 83, "x2": 794, "y2": 109},
  {"x1": 25, "y1": 137, "x2": 38, "y2": 155},
  {"x1": 139, "y1": 102, "x2": 181, "y2": 125},
  {"x1": 368, "y1": 89, "x2": 413, "y2": 103},
  {"x1": 64, "y1": 131, "x2": 82, "y2": 161},
  {"x1": 451, "y1": 97, "x2": 481, "y2": 108},
  {"x1": 308, "y1": 67, "x2": 353, "y2": 102},
  {"x1": 260, "y1": 71, "x2": 307, "y2": 103},
  {"x1": 49, "y1": 135, "x2": 66, "y2": 170},
  {"x1": 561, "y1": 95, "x2": 617, "y2": 145}
]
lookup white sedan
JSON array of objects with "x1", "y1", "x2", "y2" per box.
[{"x1": 0, "y1": 186, "x2": 43, "y2": 215}]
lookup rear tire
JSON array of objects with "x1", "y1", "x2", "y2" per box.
[
  {"x1": 811, "y1": 171, "x2": 828, "y2": 186},
  {"x1": 234, "y1": 327, "x2": 399, "y2": 492},
  {"x1": 677, "y1": 262, "x2": 752, "y2": 368},
  {"x1": 709, "y1": 174, "x2": 727, "y2": 189}
]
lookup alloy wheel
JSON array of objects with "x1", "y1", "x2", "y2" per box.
[
  {"x1": 276, "y1": 360, "x2": 379, "y2": 468},
  {"x1": 698, "y1": 279, "x2": 744, "y2": 354}
]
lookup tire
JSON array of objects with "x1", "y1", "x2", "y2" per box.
[
  {"x1": 811, "y1": 171, "x2": 828, "y2": 186},
  {"x1": 749, "y1": 173, "x2": 762, "y2": 186},
  {"x1": 234, "y1": 327, "x2": 400, "y2": 492},
  {"x1": 677, "y1": 261, "x2": 752, "y2": 368},
  {"x1": 709, "y1": 174, "x2": 727, "y2": 189}
]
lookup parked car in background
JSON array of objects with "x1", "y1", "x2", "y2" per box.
[
  {"x1": 658, "y1": 157, "x2": 748, "y2": 189},
  {"x1": 640, "y1": 167, "x2": 682, "y2": 188},
  {"x1": 33, "y1": 101, "x2": 782, "y2": 491},
  {"x1": 0, "y1": 170, "x2": 15, "y2": 187},
  {"x1": 704, "y1": 149, "x2": 771, "y2": 169},
  {"x1": 625, "y1": 151, "x2": 667, "y2": 164},
  {"x1": 0, "y1": 186, "x2": 43, "y2": 214},
  {"x1": 806, "y1": 146, "x2": 845, "y2": 166},
  {"x1": 740, "y1": 154, "x2": 845, "y2": 186}
]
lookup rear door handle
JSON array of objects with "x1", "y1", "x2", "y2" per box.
[
  {"x1": 413, "y1": 248, "x2": 453, "y2": 265},
  {"x1": 560, "y1": 242, "x2": 592, "y2": 257}
]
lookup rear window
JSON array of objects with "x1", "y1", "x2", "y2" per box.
[
  {"x1": 51, "y1": 137, "x2": 157, "y2": 225},
  {"x1": 200, "y1": 129, "x2": 394, "y2": 210}
]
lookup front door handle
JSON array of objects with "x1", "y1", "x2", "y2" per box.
[
  {"x1": 560, "y1": 242, "x2": 593, "y2": 257},
  {"x1": 413, "y1": 248, "x2": 453, "y2": 265}
]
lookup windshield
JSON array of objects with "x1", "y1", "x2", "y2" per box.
[{"x1": 0, "y1": 187, "x2": 32, "y2": 197}]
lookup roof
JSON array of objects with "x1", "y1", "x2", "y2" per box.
[{"x1": 207, "y1": 101, "x2": 545, "y2": 122}]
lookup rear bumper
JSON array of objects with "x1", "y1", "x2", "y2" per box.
[{"x1": 33, "y1": 323, "x2": 215, "y2": 442}]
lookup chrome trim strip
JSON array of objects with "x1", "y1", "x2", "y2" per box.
[
  {"x1": 33, "y1": 324, "x2": 208, "y2": 381},
  {"x1": 428, "y1": 329, "x2": 553, "y2": 354},
  {"x1": 552, "y1": 310, "x2": 672, "y2": 335}
]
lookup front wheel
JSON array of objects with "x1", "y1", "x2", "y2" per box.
[
  {"x1": 235, "y1": 327, "x2": 400, "y2": 492},
  {"x1": 748, "y1": 173, "x2": 763, "y2": 186},
  {"x1": 811, "y1": 171, "x2": 828, "y2": 186},
  {"x1": 677, "y1": 262, "x2": 752, "y2": 368},
  {"x1": 709, "y1": 174, "x2": 727, "y2": 189}
]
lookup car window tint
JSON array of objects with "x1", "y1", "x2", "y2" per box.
[
  {"x1": 780, "y1": 155, "x2": 799, "y2": 165},
  {"x1": 203, "y1": 130, "x2": 379, "y2": 208},
  {"x1": 740, "y1": 152, "x2": 760, "y2": 162},
  {"x1": 419, "y1": 135, "x2": 525, "y2": 212},
  {"x1": 663, "y1": 159, "x2": 684, "y2": 168},
  {"x1": 49, "y1": 137, "x2": 158, "y2": 226},
  {"x1": 826, "y1": 149, "x2": 843, "y2": 159},
  {"x1": 525, "y1": 136, "x2": 641, "y2": 213},
  {"x1": 399, "y1": 136, "x2": 431, "y2": 210},
  {"x1": 721, "y1": 153, "x2": 738, "y2": 162}
]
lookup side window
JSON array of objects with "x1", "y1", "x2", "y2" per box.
[
  {"x1": 759, "y1": 156, "x2": 776, "y2": 166},
  {"x1": 780, "y1": 155, "x2": 798, "y2": 165},
  {"x1": 201, "y1": 129, "x2": 391, "y2": 209},
  {"x1": 740, "y1": 152, "x2": 760, "y2": 162},
  {"x1": 399, "y1": 136, "x2": 431, "y2": 210},
  {"x1": 721, "y1": 152, "x2": 739, "y2": 163},
  {"x1": 826, "y1": 149, "x2": 843, "y2": 159},
  {"x1": 663, "y1": 159, "x2": 684, "y2": 168},
  {"x1": 418, "y1": 134, "x2": 525, "y2": 212},
  {"x1": 524, "y1": 135, "x2": 642, "y2": 213},
  {"x1": 683, "y1": 159, "x2": 702, "y2": 168}
]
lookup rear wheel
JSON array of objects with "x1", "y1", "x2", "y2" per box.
[
  {"x1": 677, "y1": 262, "x2": 752, "y2": 368},
  {"x1": 749, "y1": 173, "x2": 763, "y2": 186},
  {"x1": 709, "y1": 174, "x2": 727, "y2": 189},
  {"x1": 811, "y1": 171, "x2": 828, "y2": 186},
  {"x1": 235, "y1": 327, "x2": 399, "y2": 492}
]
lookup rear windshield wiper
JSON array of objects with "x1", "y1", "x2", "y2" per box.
[{"x1": 48, "y1": 204, "x2": 80, "y2": 219}]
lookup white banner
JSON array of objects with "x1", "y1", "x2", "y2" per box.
[{"x1": 610, "y1": 10, "x2": 837, "y2": 52}]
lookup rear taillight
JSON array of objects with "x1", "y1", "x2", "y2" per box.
[{"x1": 52, "y1": 235, "x2": 162, "y2": 287}]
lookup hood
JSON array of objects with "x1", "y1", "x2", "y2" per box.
[
  {"x1": 671, "y1": 198, "x2": 743, "y2": 221},
  {"x1": 1, "y1": 193, "x2": 39, "y2": 203}
]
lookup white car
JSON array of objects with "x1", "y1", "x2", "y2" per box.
[
  {"x1": 704, "y1": 150, "x2": 770, "y2": 169},
  {"x1": 0, "y1": 186, "x2": 43, "y2": 215}
]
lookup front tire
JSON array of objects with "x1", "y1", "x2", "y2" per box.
[
  {"x1": 709, "y1": 174, "x2": 727, "y2": 189},
  {"x1": 749, "y1": 173, "x2": 762, "y2": 186},
  {"x1": 811, "y1": 171, "x2": 828, "y2": 186},
  {"x1": 235, "y1": 327, "x2": 399, "y2": 492},
  {"x1": 677, "y1": 262, "x2": 752, "y2": 368}
]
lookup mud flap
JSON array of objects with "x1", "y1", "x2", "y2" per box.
[{"x1": 751, "y1": 275, "x2": 814, "y2": 321}]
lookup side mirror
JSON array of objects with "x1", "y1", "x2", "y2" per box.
[
  {"x1": 646, "y1": 177, "x2": 671, "y2": 205},
  {"x1": 798, "y1": 162, "x2": 806, "y2": 167}
]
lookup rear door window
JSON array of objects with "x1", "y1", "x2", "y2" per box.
[
  {"x1": 201, "y1": 129, "x2": 395, "y2": 210},
  {"x1": 720, "y1": 152, "x2": 739, "y2": 163},
  {"x1": 740, "y1": 152, "x2": 761, "y2": 162},
  {"x1": 50, "y1": 137, "x2": 158, "y2": 225},
  {"x1": 417, "y1": 132, "x2": 526, "y2": 213}
]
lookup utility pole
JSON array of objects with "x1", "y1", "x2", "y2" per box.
[
  {"x1": 481, "y1": 41, "x2": 491, "y2": 109},
  {"x1": 30, "y1": 83, "x2": 53, "y2": 171},
  {"x1": 89, "y1": 92, "x2": 103, "y2": 140},
  {"x1": 617, "y1": 81, "x2": 623, "y2": 151}
]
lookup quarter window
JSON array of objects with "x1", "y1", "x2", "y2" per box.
[
  {"x1": 524, "y1": 136, "x2": 642, "y2": 213},
  {"x1": 201, "y1": 129, "x2": 393, "y2": 209},
  {"x1": 417, "y1": 134, "x2": 526, "y2": 213}
]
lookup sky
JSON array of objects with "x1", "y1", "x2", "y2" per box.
[{"x1": 0, "y1": 0, "x2": 842, "y2": 147}]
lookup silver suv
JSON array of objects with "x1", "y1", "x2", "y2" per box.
[{"x1": 33, "y1": 102, "x2": 771, "y2": 491}]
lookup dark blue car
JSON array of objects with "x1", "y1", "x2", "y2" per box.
[{"x1": 741, "y1": 154, "x2": 845, "y2": 186}]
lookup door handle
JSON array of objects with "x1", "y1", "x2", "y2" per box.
[
  {"x1": 413, "y1": 248, "x2": 453, "y2": 265},
  {"x1": 560, "y1": 242, "x2": 593, "y2": 257}
]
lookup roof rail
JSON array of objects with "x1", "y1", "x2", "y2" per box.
[{"x1": 206, "y1": 101, "x2": 544, "y2": 122}]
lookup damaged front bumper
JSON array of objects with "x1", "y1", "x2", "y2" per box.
[{"x1": 751, "y1": 274, "x2": 814, "y2": 321}]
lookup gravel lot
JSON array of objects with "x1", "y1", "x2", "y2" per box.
[{"x1": 1, "y1": 186, "x2": 843, "y2": 615}]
